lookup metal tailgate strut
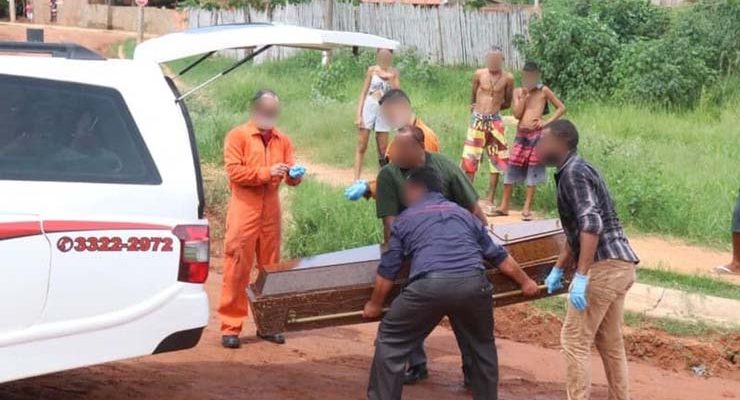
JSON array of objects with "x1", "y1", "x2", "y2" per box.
[{"x1": 175, "y1": 45, "x2": 273, "y2": 103}]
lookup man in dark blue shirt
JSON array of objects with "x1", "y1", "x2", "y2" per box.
[{"x1": 364, "y1": 166, "x2": 539, "y2": 400}]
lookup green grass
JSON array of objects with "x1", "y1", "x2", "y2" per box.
[
  {"x1": 172, "y1": 49, "x2": 739, "y2": 249},
  {"x1": 283, "y1": 179, "x2": 381, "y2": 259},
  {"x1": 636, "y1": 268, "x2": 740, "y2": 301}
]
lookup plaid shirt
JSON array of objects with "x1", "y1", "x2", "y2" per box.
[{"x1": 555, "y1": 153, "x2": 639, "y2": 264}]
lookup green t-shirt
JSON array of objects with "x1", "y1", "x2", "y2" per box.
[{"x1": 376, "y1": 152, "x2": 479, "y2": 218}]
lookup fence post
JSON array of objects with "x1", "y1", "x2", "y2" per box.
[{"x1": 435, "y1": 6, "x2": 445, "y2": 64}]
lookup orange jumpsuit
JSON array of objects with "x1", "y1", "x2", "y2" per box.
[{"x1": 218, "y1": 120, "x2": 301, "y2": 335}]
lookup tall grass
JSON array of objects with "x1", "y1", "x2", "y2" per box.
[{"x1": 173, "y1": 50, "x2": 739, "y2": 248}]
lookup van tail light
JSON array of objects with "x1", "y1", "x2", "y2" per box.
[{"x1": 173, "y1": 225, "x2": 210, "y2": 284}]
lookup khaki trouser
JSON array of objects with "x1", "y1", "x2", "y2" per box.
[{"x1": 561, "y1": 259, "x2": 636, "y2": 400}]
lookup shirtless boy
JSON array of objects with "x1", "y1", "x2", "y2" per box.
[
  {"x1": 460, "y1": 47, "x2": 514, "y2": 212},
  {"x1": 495, "y1": 62, "x2": 565, "y2": 220}
]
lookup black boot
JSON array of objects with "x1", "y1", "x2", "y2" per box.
[
  {"x1": 257, "y1": 332, "x2": 286, "y2": 345},
  {"x1": 403, "y1": 363, "x2": 429, "y2": 385},
  {"x1": 221, "y1": 335, "x2": 241, "y2": 349}
]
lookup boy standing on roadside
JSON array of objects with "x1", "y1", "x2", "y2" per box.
[{"x1": 494, "y1": 62, "x2": 565, "y2": 220}]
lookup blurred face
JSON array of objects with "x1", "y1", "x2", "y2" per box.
[
  {"x1": 403, "y1": 182, "x2": 427, "y2": 207},
  {"x1": 485, "y1": 51, "x2": 504, "y2": 71},
  {"x1": 536, "y1": 127, "x2": 568, "y2": 167},
  {"x1": 393, "y1": 131, "x2": 425, "y2": 169},
  {"x1": 377, "y1": 49, "x2": 394, "y2": 68},
  {"x1": 381, "y1": 99, "x2": 413, "y2": 130},
  {"x1": 252, "y1": 94, "x2": 280, "y2": 130},
  {"x1": 522, "y1": 70, "x2": 541, "y2": 90}
]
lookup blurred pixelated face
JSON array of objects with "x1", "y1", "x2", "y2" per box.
[
  {"x1": 252, "y1": 94, "x2": 280, "y2": 130},
  {"x1": 536, "y1": 127, "x2": 566, "y2": 167},
  {"x1": 393, "y1": 130, "x2": 424, "y2": 169},
  {"x1": 522, "y1": 70, "x2": 541, "y2": 90},
  {"x1": 485, "y1": 51, "x2": 504, "y2": 71},
  {"x1": 403, "y1": 181, "x2": 426, "y2": 207},
  {"x1": 376, "y1": 49, "x2": 394, "y2": 68},
  {"x1": 381, "y1": 99, "x2": 412, "y2": 130}
]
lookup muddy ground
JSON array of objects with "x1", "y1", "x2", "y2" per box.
[
  {"x1": 1, "y1": 274, "x2": 738, "y2": 400},
  {"x1": 0, "y1": 22, "x2": 132, "y2": 56}
]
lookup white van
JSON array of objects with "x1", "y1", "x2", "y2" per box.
[{"x1": 0, "y1": 24, "x2": 397, "y2": 383}]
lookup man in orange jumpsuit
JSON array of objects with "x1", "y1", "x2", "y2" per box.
[{"x1": 219, "y1": 89, "x2": 305, "y2": 349}]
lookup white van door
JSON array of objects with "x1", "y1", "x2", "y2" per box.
[{"x1": 0, "y1": 215, "x2": 50, "y2": 332}]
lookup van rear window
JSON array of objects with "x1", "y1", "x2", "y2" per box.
[{"x1": 0, "y1": 74, "x2": 161, "y2": 185}]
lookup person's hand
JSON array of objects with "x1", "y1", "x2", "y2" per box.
[
  {"x1": 270, "y1": 163, "x2": 289, "y2": 177},
  {"x1": 521, "y1": 278, "x2": 540, "y2": 297},
  {"x1": 289, "y1": 164, "x2": 306, "y2": 179},
  {"x1": 345, "y1": 180, "x2": 369, "y2": 201},
  {"x1": 569, "y1": 273, "x2": 589, "y2": 311},
  {"x1": 544, "y1": 266, "x2": 564, "y2": 294},
  {"x1": 363, "y1": 301, "x2": 383, "y2": 319},
  {"x1": 532, "y1": 118, "x2": 543, "y2": 130},
  {"x1": 355, "y1": 116, "x2": 364, "y2": 129},
  {"x1": 470, "y1": 103, "x2": 476, "y2": 111}
]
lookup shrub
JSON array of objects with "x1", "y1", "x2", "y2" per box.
[
  {"x1": 613, "y1": 38, "x2": 714, "y2": 108},
  {"x1": 584, "y1": 0, "x2": 670, "y2": 43},
  {"x1": 673, "y1": 0, "x2": 740, "y2": 75},
  {"x1": 516, "y1": 9, "x2": 621, "y2": 101}
]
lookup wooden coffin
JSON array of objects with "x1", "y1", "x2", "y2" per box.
[{"x1": 248, "y1": 219, "x2": 571, "y2": 336}]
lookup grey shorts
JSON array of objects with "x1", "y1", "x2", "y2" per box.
[
  {"x1": 504, "y1": 164, "x2": 547, "y2": 186},
  {"x1": 733, "y1": 196, "x2": 740, "y2": 233},
  {"x1": 362, "y1": 99, "x2": 391, "y2": 132}
]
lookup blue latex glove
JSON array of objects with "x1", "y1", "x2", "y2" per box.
[
  {"x1": 569, "y1": 273, "x2": 589, "y2": 311},
  {"x1": 289, "y1": 164, "x2": 306, "y2": 179},
  {"x1": 544, "y1": 266, "x2": 564, "y2": 294},
  {"x1": 345, "y1": 180, "x2": 369, "y2": 201}
]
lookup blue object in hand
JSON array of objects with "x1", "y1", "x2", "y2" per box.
[
  {"x1": 289, "y1": 164, "x2": 306, "y2": 179},
  {"x1": 345, "y1": 180, "x2": 369, "y2": 201},
  {"x1": 544, "y1": 266, "x2": 564, "y2": 294},
  {"x1": 569, "y1": 273, "x2": 589, "y2": 311}
]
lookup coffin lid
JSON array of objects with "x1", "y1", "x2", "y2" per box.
[{"x1": 133, "y1": 23, "x2": 400, "y2": 63}]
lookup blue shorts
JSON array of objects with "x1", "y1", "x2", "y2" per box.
[
  {"x1": 733, "y1": 196, "x2": 740, "y2": 233},
  {"x1": 504, "y1": 164, "x2": 547, "y2": 186}
]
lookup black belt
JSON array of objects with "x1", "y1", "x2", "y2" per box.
[{"x1": 411, "y1": 269, "x2": 484, "y2": 282}]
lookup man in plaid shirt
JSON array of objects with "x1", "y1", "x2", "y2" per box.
[{"x1": 536, "y1": 119, "x2": 639, "y2": 400}]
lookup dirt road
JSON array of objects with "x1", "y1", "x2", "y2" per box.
[
  {"x1": 2, "y1": 274, "x2": 738, "y2": 400},
  {"x1": 0, "y1": 23, "x2": 133, "y2": 56}
]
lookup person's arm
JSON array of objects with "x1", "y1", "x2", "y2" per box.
[
  {"x1": 364, "y1": 222, "x2": 405, "y2": 318},
  {"x1": 382, "y1": 215, "x2": 396, "y2": 245},
  {"x1": 224, "y1": 129, "x2": 282, "y2": 186},
  {"x1": 356, "y1": 68, "x2": 373, "y2": 127},
  {"x1": 501, "y1": 74, "x2": 514, "y2": 110},
  {"x1": 283, "y1": 137, "x2": 302, "y2": 187},
  {"x1": 512, "y1": 88, "x2": 527, "y2": 120},
  {"x1": 470, "y1": 71, "x2": 480, "y2": 110},
  {"x1": 568, "y1": 172, "x2": 603, "y2": 274},
  {"x1": 543, "y1": 86, "x2": 566, "y2": 126},
  {"x1": 391, "y1": 68, "x2": 401, "y2": 89},
  {"x1": 477, "y1": 224, "x2": 538, "y2": 296}
]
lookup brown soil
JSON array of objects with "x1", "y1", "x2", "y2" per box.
[
  {"x1": 0, "y1": 23, "x2": 133, "y2": 57},
  {"x1": 493, "y1": 304, "x2": 740, "y2": 380}
]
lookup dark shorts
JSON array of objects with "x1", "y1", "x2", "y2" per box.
[
  {"x1": 733, "y1": 196, "x2": 740, "y2": 233},
  {"x1": 504, "y1": 164, "x2": 547, "y2": 186}
]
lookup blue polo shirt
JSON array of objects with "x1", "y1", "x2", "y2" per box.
[{"x1": 377, "y1": 192, "x2": 509, "y2": 280}]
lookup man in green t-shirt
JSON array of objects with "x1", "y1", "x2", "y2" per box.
[{"x1": 375, "y1": 124, "x2": 488, "y2": 387}]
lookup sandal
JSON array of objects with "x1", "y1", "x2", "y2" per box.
[
  {"x1": 522, "y1": 211, "x2": 533, "y2": 221},
  {"x1": 488, "y1": 209, "x2": 509, "y2": 217},
  {"x1": 714, "y1": 265, "x2": 740, "y2": 275}
]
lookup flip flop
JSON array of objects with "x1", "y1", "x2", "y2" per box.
[
  {"x1": 714, "y1": 265, "x2": 740, "y2": 275},
  {"x1": 521, "y1": 212, "x2": 533, "y2": 221},
  {"x1": 487, "y1": 209, "x2": 509, "y2": 217}
]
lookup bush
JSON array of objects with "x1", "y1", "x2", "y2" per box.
[
  {"x1": 516, "y1": 9, "x2": 621, "y2": 100},
  {"x1": 613, "y1": 38, "x2": 714, "y2": 108},
  {"x1": 582, "y1": 0, "x2": 670, "y2": 43},
  {"x1": 673, "y1": 0, "x2": 740, "y2": 75}
]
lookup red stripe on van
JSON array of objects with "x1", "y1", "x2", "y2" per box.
[
  {"x1": 43, "y1": 221, "x2": 172, "y2": 233},
  {"x1": 0, "y1": 222, "x2": 42, "y2": 240}
]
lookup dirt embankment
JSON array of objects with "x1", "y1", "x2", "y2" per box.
[{"x1": 493, "y1": 305, "x2": 740, "y2": 380}]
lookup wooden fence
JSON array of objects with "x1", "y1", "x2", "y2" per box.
[{"x1": 188, "y1": 2, "x2": 534, "y2": 67}]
